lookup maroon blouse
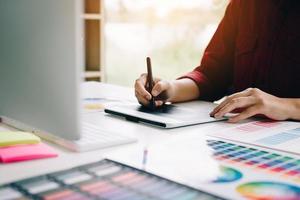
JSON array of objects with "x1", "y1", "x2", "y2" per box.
[{"x1": 182, "y1": 0, "x2": 300, "y2": 101}]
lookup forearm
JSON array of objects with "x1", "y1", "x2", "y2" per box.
[
  {"x1": 284, "y1": 98, "x2": 300, "y2": 120},
  {"x1": 168, "y1": 78, "x2": 200, "y2": 103},
  {"x1": 177, "y1": 1, "x2": 238, "y2": 102}
]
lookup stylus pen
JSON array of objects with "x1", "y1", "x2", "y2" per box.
[{"x1": 146, "y1": 57, "x2": 156, "y2": 109}]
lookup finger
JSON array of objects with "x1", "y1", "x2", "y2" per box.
[
  {"x1": 135, "y1": 78, "x2": 151, "y2": 100},
  {"x1": 135, "y1": 90, "x2": 150, "y2": 105},
  {"x1": 136, "y1": 94, "x2": 150, "y2": 106},
  {"x1": 152, "y1": 81, "x2": 169, "y2": 97},
  {"x1": 135, "y1": 90, "x2": 152, "y2": 106},
  {"x1": 155, "y1": 100, "x2": 164, "y2": 107},
  {"x1": 210, "y1": 88, "x2": 253, "y2": 116},
  {"x1": 214, "y1": 96, "x2": 256, "y2": 118},
  {"x1": 228, "y1": 106, "x2": 260, "y2": 123},
  {"x1": 212, "y1": 89, "x2": 252, "y2": 115}
]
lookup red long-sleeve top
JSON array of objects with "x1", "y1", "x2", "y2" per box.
[{"x1": 182, "y1": 0, "x2": 300, "y2": 101}]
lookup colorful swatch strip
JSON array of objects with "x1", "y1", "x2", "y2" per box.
[
  {"x1": 235, "y1": 120, "x2": 281, "y2": 133},
  {"x1": 207, "y1": 139, "x2": 300, "y2": 182},
  {"x1": 0, "y1": 159, "x2": 224, "y2": 200}
]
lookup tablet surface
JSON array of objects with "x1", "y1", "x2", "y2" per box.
[{"x1": 105, "y1": 101, "x2": 225, "y2": 128}]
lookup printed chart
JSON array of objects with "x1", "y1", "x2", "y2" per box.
[
  {"x1": 207, "y1": 140, "x2": 300, "y2": 182},
  {"x1": 209, "y1": 120, "x2": 300, "y2": 155}
]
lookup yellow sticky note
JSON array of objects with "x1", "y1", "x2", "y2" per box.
[
  {"x1": 0, "y1": 132, "x2": 41, "y2": 147},
  {"x1": 84, "y1": 103, "x2": 104, "y2": 110}
]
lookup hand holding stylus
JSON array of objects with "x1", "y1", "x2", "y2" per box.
[{"x1": 134, "y1": 57, "x2": 173, "y2": 108}]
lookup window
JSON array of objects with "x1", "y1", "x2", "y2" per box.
[{"x1": 104, "y1": 0, "x2": 228, "y2": 86}]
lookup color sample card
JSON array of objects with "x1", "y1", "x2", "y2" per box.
[
  {"x1": 207, "y1": 139, "x2": 300, "y2": 181},
  {"x1": 2, "y1": 159, "x2": 224, "y2": 200},
  {"x1": 0, "y1": 143, "x2": 58, "y2": 163},
  {"x1": 0, "y1": 131, "x2": 40, "y2": 147},
  {"x1": 209, "y1": 120, "x2": 300, "y2": 155}
]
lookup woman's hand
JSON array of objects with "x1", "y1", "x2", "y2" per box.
[
  {"x1": 134, "y1": 73, "x2": 174, "y2": 107},
  {"x1": 210, "y1": 88, "x2": 294, "y2": 123}
]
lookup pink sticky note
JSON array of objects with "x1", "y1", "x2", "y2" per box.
[{"x1": 0, "y1": 143, "x2": 58, "y2": 163}]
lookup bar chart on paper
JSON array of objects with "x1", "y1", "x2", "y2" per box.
[{"x1": 209, "y1": 120, "x2": 300, "y2": 155}]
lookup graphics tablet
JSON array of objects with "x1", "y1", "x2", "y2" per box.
[{"x1": 104, "y1": 101, "x2": 225, "y2": 128}]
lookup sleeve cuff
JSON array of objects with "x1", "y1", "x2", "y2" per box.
[{"x1": 178, "y1": 70, "x2": 214, "y2": 101}]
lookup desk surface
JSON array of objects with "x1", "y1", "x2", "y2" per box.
[
  {"x1": 0, "y1": 82, "x2": 238, "y2": 183},
  {"x1": 1, "y1": 82, "x2": 253, "y2": 199}
]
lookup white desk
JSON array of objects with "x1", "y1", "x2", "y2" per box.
[{"x1": 0, "y1": 82, "x2": 242, "y2": 195}]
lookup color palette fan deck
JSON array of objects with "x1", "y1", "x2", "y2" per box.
[
  {"x1": 237, "y1": 181, "x2": 300, "y2": 200},
  {"x1": 0, "y1": 159, "x2": 224, "y2": 200}
]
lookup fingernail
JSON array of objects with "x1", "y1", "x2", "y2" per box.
[
  {"x1": 155, "y1": 102, "x2": 163, "y2": 107},
  {"x1": 214, "y1": 113, "x2": 221, "y2": 118}
]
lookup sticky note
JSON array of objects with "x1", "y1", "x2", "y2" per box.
[
  {"x1": 84, "y1": 103, "x2": 104, "y2": 110},
  {"x1": 0, "y1": 131, "x2": 40, "y2": 147},
  {"x1": 0, "y1": 143, "x2": 58, "y2": 163}
]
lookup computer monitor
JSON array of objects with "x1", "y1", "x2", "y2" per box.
[{"x1": 0, "y1": 0, "x2": 83, "y2": 140}]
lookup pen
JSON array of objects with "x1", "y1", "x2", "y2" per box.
[
  {"x1": 142, "y1": 147, "x2": 148, "y2": 169},
  {"x1": 146, "y1": 57, "x2": 156, "y2": 109}
]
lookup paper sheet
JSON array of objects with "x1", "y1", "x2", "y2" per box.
[{"x1": 209, "y1": 120, "x2": 300, "y2": 155}]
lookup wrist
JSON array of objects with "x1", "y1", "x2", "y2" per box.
[
  {"x1": 166, "y1": 80, "x2": 177, "y2": 102},
  {"x1": 283, "y1": 98, "x2": 300, "y2": 120}
]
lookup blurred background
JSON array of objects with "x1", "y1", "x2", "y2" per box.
[{"x1": 84, "y1": 0, "x2": 228, "y2": 86}]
